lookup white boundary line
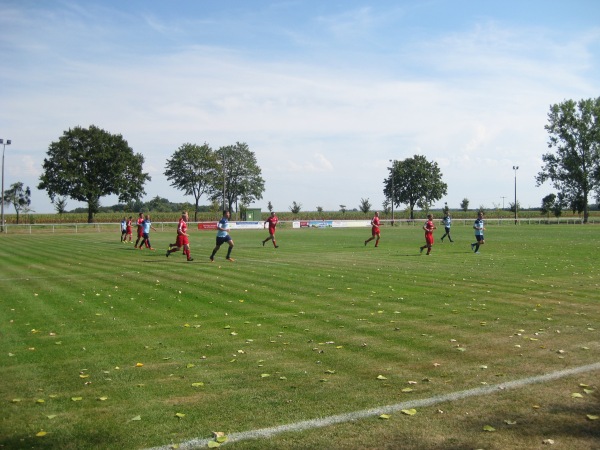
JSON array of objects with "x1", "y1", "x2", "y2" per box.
[{"x1": 146, "y1": 362, "x2": 600, "y2": 449}]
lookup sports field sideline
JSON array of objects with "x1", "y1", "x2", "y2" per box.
[{"x1": 1, "y1": 224, "x2": 598, "y2": 449}]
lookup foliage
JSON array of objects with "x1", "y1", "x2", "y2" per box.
[
  {"x1": 53, "y1": 197, "x2": 68, "y2": 215},
  {"x1": 384, "y1": 155, "x2": 448, "y2": 219},
  {"x1": 267, "y1": 201, "x2": 273, "y2": 212},
  {"x1": 212, "y1": 142, "x2": 265, "y2": 212},
  {"x1": 460, "y1": 198, "x2": 469, "y2": 212},
  {"x1": 3, "y1": 182, "x2": 32, "y2": 224},
  {"x1": 359, "y1": 198, "x2": 371, "y2": 214},
  {"x1": 316, "y1": 206, "x2": 323, "y2": 213},
  {"x1": 289, "y1": 201, "x2": 302, "y2": 214},
  {"x1": 536, "y1": 97, "x2": 600, "y2": 223},
  {"x1": 38, "y1": 125, "x2": 150, "y2": 223},
  {"x1": 508, "y1": 200, "x2": 521, "y2": 213},
  {"x1": 339, "y1": 204, "x2": 347, "y2": 214},
  {"x1": 164, "y1": 143, "x2": 218, "y2": 221},
  {"x1": 541, "y1": 193, "x2": 564, "y2": 219}
]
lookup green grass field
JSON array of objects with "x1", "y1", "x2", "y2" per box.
[{"x1": 1, "y1": 224, "x2": 598, "y2": 449}]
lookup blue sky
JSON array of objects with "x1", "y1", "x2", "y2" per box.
[{"x1": 2, "y1": 0, "x2": 599, "y2": 214}]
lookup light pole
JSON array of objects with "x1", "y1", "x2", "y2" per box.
[
  {"x1": 501, "y1": 196, "x2": 506, "y2": 210},
  {"x1": 389, "y1": 159, "x2": 395, "y2": 226},
  {"x1": 1, "y1": 139, "x2": 11, "y2": 233},
  {"x1": 222, "y1": 149, "x2": 226, "y2": 212},
  {"x1": 512, "y1": 166, "x2": 519, "y2": 224}
]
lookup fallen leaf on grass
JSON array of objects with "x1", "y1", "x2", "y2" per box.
[
  {"x1": 587, "y1": 415, "x2": 599, "y2": 420},
  {"x1": 542, "y1": 439, "x2": 555, "y2": 445},
  {"x1": 71, "y1": 397, "x2": 82, "y2": 401},
  {"x1": 401, "y1": 388, "x2": 414, "y2": 393},
  {"x1": 401, "y1": 409, "x2": 417, "y2": 416},
  {"x1": 97, "y1": 396, "x2": 108, "y2": 401},
  {"x1": 46, "y1": 415, "x2": 57, "y2": 419},
  {"x1": 191, "y1": 382, "x2": 204, "y2": 387},
  {"x1": 175, "y1": 412, "x2": 185, "y2": 418},
  {"x1": 571, "y1": 393, "x2": 584, "y2": 398},
  {"x1": 482, "y1": 425, "x2": 496, "y2": 432},
  {"x1": 130, "y1": 415, "x2": 141, "y2": 421},
  {"x1": 36, "y1": 431, "x2": 47, "y2": 437},
  {"x1": 504, "y1": 420, "x2": 517, "y2": 425},
  {"x1": 376, "y1": 375, "x2": 388, "y2": 380},
  {"x1": 379, "y1": 414, "x2": 391, "y2": 419},
  {"x1": 135, "y1": 363, "x2": 144, "y2": 367}
]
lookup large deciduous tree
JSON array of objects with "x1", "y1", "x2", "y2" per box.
[
  {"x1": 164, "y1": 143, "x2": 218, "y2": 221},
  {"x1": 3, "y1": 181, "x2": 32, "y2": 224},
  {"x1": 214, "y1": 142, "x2": 265, "y2": 214},
  {"x1": 536, "y1": 98, "x2": 600, "y2": 223},
  {"x1": 384, "y1": 155, "x2": 447, "y2": 219},
  {"x1": 38, "y1": 125, "x2": 150, "y2": 223}
]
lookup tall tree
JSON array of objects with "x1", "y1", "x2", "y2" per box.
[
  {"x1": 3, "y1": 182, "x2": 31, "y2": 224},
  {"x1": 164, "y1": 143, "x2": 218, "y2": 221},
  {"x1": 38, "y1": 125, "x2": 150, "y2": 223},
  {"x1": 214, "y1": 142, "x2": 265, "y2": 213},
  {"x1": 54, "y1": 197, "x2": 68, "y2": 215},
  {"x1": 536, "y1": 97, "x2": 600, "y2": 223},
  {"x1": 359, "y1": 198, "x2": 371, "y2": 214},
  {"x1": 384, "y1": 155, "x2": 447, "y2": 220}
]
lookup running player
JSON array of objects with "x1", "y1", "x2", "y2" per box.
[
  {"x1": 210, "y1": 210, "x2": 234, "y2": 262},
  {"x1": 471, "y1": 211, "x2": 485, "y2": 254},
  {"x1": 440, "y1": 212, "x2": 454, "y2": 242},
  {"x1": 420, "y1": 214, "x2": 436, "y2": 255},
  {"x1": 120, "y1": 217, "x2": 127, "y2": 242},
  {"x1": 166, "y1": 211, "x2": 193, "y2": 261},
  {"x1": 364, "y1": 211, "x2": 381, "y2": 247},
  {"x1": 138, "y1": 214, "x2": 157, "y2": 250},
  {"x1": 134, "y1": 212, "x2": 145, "y2": 248},
  {"x1": 125, "y1": 216, "x2": 133, "y2": 243},
  {"x1": 262, "y1": 211, "x2": 279, "y2": 248}
]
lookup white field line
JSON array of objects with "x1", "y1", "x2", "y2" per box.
[{"x1": 145, "y1": 362, "x2": 600, "y2": 450}]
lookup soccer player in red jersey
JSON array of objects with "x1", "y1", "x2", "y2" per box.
[
  {"x1": 262, "y1": 211, "x2": 279, "y2": 248},
  {"x1": 364, "y1": 211, "x2": 381, "y2": 247},
  {"x1": 420, "y1": 214, "x2": 436, "y2": 255},
  {"x1": 133, "y1": 212, "x2": 145, "y2": 248},
  {"x1": 125, "y1": 216, "x2": 133, "y2": 243},
  {"x1": 166, "y1": 211, "x2": 193, "y2": 261}
]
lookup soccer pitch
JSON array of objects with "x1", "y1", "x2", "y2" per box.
[{"x1": 1, "y1": 224, "x2": 598, "y2": 449}]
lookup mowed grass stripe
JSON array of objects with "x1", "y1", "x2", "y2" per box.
[{"x1": 1, "y1": 226, "x2": 598, "y2": 449}]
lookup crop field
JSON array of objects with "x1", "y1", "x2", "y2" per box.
[{"x1": 0, "y1": 224, "x2": 598, "y2": 449}]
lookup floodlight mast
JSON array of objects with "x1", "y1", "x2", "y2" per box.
[
  {"x1": 1, "y1": 139, "x2": 12, "y2": 233},
  {"x1": 389, "y1": 159, "x2": 395, "y2": 226},
  {"x1": 513, "y1": 165, "x2": 519, "y2": 224}
]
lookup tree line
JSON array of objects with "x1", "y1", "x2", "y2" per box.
[{"x1": 11, "y1": 96, "x2": 600, "y2": 224}]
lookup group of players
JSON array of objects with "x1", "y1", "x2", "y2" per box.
[
  {"x1": 120, "y1": 208, "x2": 485, "y2": 261},
  {"x1": 364, "y1": 210, "x2": 486, "y2": 255},
  {"x1": 120, "y1": 210, "x2": 280, "y2": 263}
]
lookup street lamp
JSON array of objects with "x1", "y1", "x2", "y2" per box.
[
  {"x1": 1, "y1": 139, "x2": 11, "y2": 233},
  {"x1": 389, "y1": 159, "x2": 395, "y2": 226},
  {"x1": 512, "y1": 166, "x2": 519, "y2": 224}
]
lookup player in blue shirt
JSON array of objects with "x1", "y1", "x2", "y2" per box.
[
  {"x1": 210, "y1": 210, "x2": 235, "y2": 262},
  {"x1": 440, "y1": 212, "x2": 454, "y2": 242},
  {"x1": 139, "y1": 214, "x2": 157, "y2": 250},
  {"x1": 471, "y1": 211, "x2": 485, "y2": 253}
]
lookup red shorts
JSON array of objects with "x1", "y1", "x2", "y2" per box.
[
  {"x1": 425, "y1": 234, "x2": 434, "y2": 245},
  {"x1": 137, "y1": 228, "x2": 144, "y2": 238},
  {"x1": 372, "y1": 226, "x2": 380, "y2": 236},
  {"x1": 268, "y1": 228, "x2": 276, "y2": 236},
  {"x1": 176, "y1": 235, "x2": 189, "y2": 247}
]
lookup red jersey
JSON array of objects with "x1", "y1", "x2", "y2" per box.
[
  {"x1": 371, "y1": 215, "x2": 380, "y2": 230},
  {"x1": 177, "y1": 217, "x2": 188, "y2": 235},
  {"x1": 423, "y1": 219, "x2": 434, "y2": 235},
  {"x1": 266, "y1": 215, "x2": 278, "y2": 232}
]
